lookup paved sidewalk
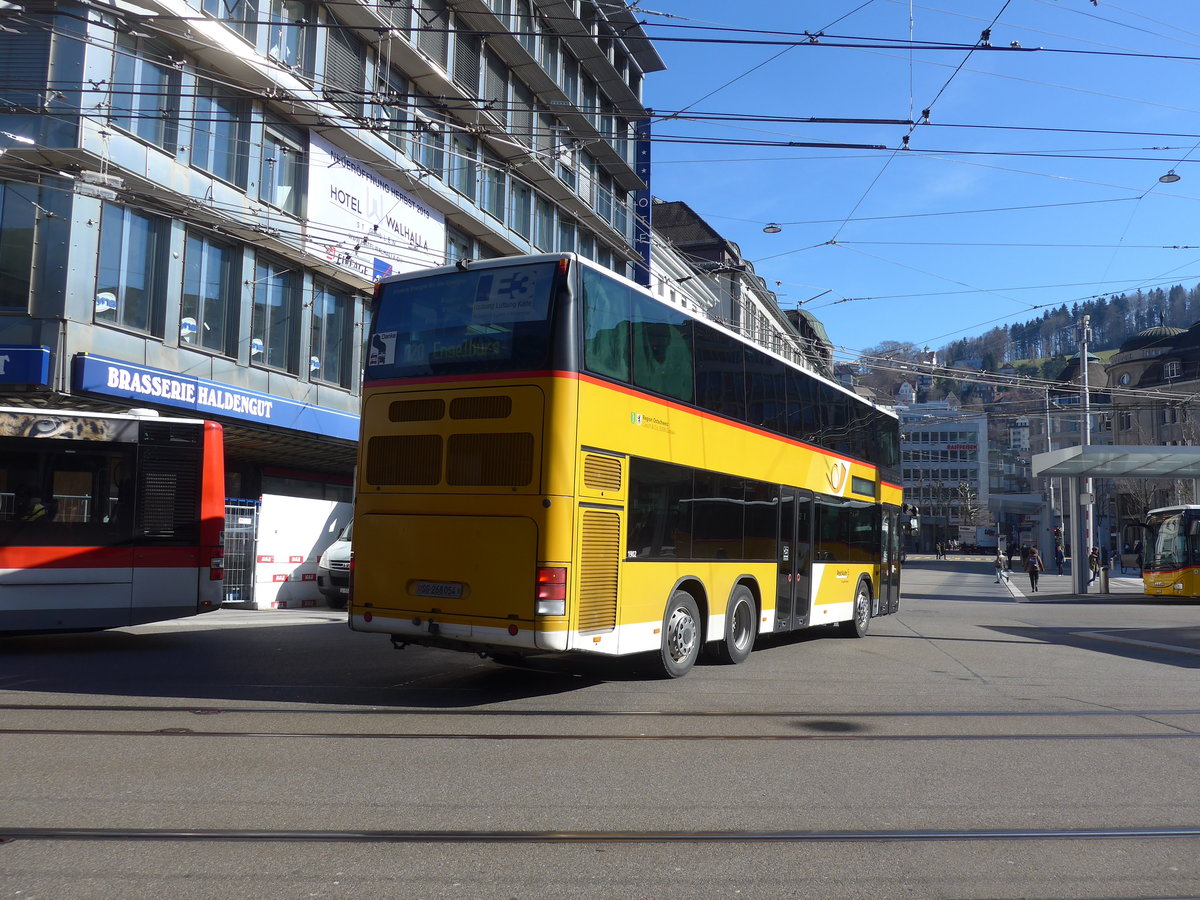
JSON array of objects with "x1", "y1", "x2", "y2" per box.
[
  {"x1": 1000, "y1": 566, "x2": 1145, "y2": 602},
  {"x1": 997, "y1": 565, "x2": 1200, "y2": 657}
]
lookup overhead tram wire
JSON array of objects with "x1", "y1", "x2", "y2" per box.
[
  {"x1": 798, "y1": 272, "x2": 1200, "y2": 305},
  {"x1": 670, "y1": 198, "x2": 1143, "y2": 230},
  {"x1": 650, "y1": 0, "x2": 884, "y2": 127},
  {"x1": 46, "y1": 0, "x2": 1200, "y2": 63},
  {"x1": 804, "y1": 0, "x2": 1016, "y2": 263},
  {"x1": 18, "y1": 5, "x2": 1200, "y2": 314},
  {"x1": 17, "y1": 16, "x2": 1200, "y2": 160}
]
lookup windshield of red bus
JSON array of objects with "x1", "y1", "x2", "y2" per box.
[{"x1": 366, "y1": 261, "x2": 561, "y2": 380}]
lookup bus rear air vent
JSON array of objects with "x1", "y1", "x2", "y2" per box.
[{"x1": 450, "y1": 396, "x2": 512, "y2": 420}]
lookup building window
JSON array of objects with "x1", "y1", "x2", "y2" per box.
[
  {"x1": 511, "y1": 79, "x2": 534, "y2": 148},
  {"x1": 481, "y1": 151, "x2": 505, "y2": 220},
  {"x1": 371, "y1": 67, "x2": 407, "y2": 150},
  {"x1": 414, "y1": 0, "x2": 449, "y2": 68},
  {"x1": 612, "y1": 188, "x2": 629, "y2": 239},
  {"x1": 449, "y1": 134, "x2": 477, "y2": 200},
  {"x1": 581, "y1": 74, "x2": 598, "y2": 128},
  {"x1": 596, "y1": 172, "x2": 613, "y2": 223},
  {"x1": 413, "y1": 105, "x2": 445, "y2": 177},
  {"x1": 533, "y1": 194, "x2": 553, "y2": 250},
  {"x1": 110, "y1": 34, "x2": 181, "y2": 151},
  {"x1": 182, "y1": 232, "x2": 238, "y2": 355},
  {"x1": 0, "y1": 182, "x2": 35, "y2": 312},
  {"x1": 537, "y1": 26, "x2": 557, "y2": 78},
  {"x1": 561, "y1": 52, "x2": 579, "y2": 104},
  {"x1": 557, "y1": 144, "x2": 577, "y2": 191},
  {"x1": 192, "y1": 79, "x2": 250, "y2": 187},
  {"x1": 267, "y1": 0, "x2": 312, "y2": 72},
  {"x1": 453, "y1": 29, "x2": 481, "y2": 96},
  {"x1": 578, "y1": 151, "x2": 596, "y2": 207},
  {"x1": 202, "y1": 0, "x2": 256, "y2": 41},
  {"x1": 446, "y1": 226, "x2": 472, "y2": 264},
  {"x1": 261, "y1": 124, "x2": 305, "y2": 215},
  {"x1": 557, "y1": 217, "x2": 575, "y2": 252},
  {"x1": 534, "y1": 111, "x2": 556, "y2": 159},
  {"x1": 95, "y1": 202, "x2": 167, "y2": 336},
  {"x1": 483, "y1": 48, "x2": 509, "y2": 126},
  {"x1": 324, "y1": 16, "x2": 366, "y2": 116},
  {"x1": 310, "y1": 281, "x2": 353, "y2": 387},
  {"x1": 251, "y1": 256, "x2": 301, "y2": 373},
  {"x1": 509, "y1": 180, "x2": 531, "y2": 237},
  {"x1": 1164, "y1": 360, "x2": 1181, "y2": 379}
]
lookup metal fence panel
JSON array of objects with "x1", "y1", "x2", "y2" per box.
[{"x1": 223, "y1": 499, "x2": 260, "y2": 605}]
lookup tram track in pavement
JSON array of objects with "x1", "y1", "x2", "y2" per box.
[
  {"x1": 3, "y1": 702, "x2": 1199, "y2": 718},
  {"x1": 3, "y1": 824, "x2": 1200, "y2": 845},
  {"x1": 0, "y1": 702, "x2": 1196, "y2": 742}
]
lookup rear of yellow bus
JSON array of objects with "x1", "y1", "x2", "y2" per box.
[{"x1": 350, "y1": 256, "x2": 578, "y2": 657}]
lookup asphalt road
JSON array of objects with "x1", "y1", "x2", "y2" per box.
[{"x1": 2, "y1": 557, "x2": 1198, "y2": 899}]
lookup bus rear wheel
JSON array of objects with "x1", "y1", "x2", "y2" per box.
[
  {"x1": 714, "y1": 586, "x2": 757, "y2": 665},
  {"x1": 839, "y1": 580, "x2": 871, "y2": 638},
  {"x1": 655, "y1": 590, "x2": 701, "y2": 678}
]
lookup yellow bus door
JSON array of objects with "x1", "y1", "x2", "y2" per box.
[
  {"x1": 881, "y1": 507, "x2": 901, "y2": 614},
  {"x1": 776, "y1": 487, "x2": 813, "y2": 631}
]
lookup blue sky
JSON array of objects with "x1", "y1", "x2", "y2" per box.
[{"x1": 639, "y1": 1, "x2": 1200, "y2": 360}]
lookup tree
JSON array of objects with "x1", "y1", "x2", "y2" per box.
[{"x1": 957, "y1": 480, "x2": 983, "y2": 526}]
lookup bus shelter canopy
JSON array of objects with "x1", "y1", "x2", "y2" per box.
[{"x1": 1032, "y1": 445, "x2": 1200, "y2": 479}]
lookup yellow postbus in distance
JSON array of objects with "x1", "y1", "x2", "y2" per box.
[
  {"x1": 351, "y1": 253, "x2": 902, "y2": 677},
  {"x1": 1142, "y1": 505, "x2": 1200, "y2": 597}
]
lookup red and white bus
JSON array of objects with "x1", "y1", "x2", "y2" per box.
[{"x1": 0, "y1": 407, "x2": 226, "y2": 633}]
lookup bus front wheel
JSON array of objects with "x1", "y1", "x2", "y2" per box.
[
  {"x1": 715, "y1": 586, "x2": 757, "y2": 665},
  {"x1": 839, "y1": 580, "x2": 871, "y2": 638},
  {"x1": 656, "y1": 590, "x2": 701, "y2": 678}
]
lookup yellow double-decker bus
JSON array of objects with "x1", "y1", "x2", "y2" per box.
[{"x1": 351, "y1": 253, "x2": 902, "y2": 677}]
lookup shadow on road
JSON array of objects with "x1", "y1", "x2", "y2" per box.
[
  {"x1": 0, "y1": 619, "x2": 635, "y2": 708},
  {"x1": 985, "y1": 625, "x2": 1200, "y2": 669}
]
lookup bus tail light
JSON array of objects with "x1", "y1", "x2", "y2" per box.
[
  {"x1": 207, "y1": 549, "x2": 225, "y2": 581},
  {"x1": 535, "y1": 567, "x2": 566, "y2": 616}
]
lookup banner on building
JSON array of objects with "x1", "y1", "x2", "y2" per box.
[
  {"x1": 74, "y1": 354, "x2": 358, "y2": 441},
  {"x1": 306, "y1": 133, "x2": 446, "y2": 281}
]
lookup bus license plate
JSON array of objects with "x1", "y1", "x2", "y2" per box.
[{"x1": 414, "y1": 581, "x2": 464, "y2": 599}]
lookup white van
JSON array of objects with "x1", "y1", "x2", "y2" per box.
[{"x1": 316, "y1": 521, "x2": 352, "y2": 609}]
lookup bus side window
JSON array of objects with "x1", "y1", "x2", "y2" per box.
[{"x1": 582, "y1": 271, "x2": 631, "y2": 381}]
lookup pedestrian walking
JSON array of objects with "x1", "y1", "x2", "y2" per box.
[
  {"x1": 935, "y1": 541, "x2": 943, "y2": 560},
  {"x1": 1055, "y1": 544, "x2": 1065, "y2": 576},
  {"x1": 1024, "y1": 547, "x2": 1043, "y2": 592},
  {"x1": 1088, "y1": 547, "x2": 1101, "y2": 584},
  {"x1": 994, "y1": 551, "x2": 1008, "y2": 583}
]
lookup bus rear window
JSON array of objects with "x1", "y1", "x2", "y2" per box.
[{"x1": 367, "y1": 262, "x2": 560, "y2": 378}]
